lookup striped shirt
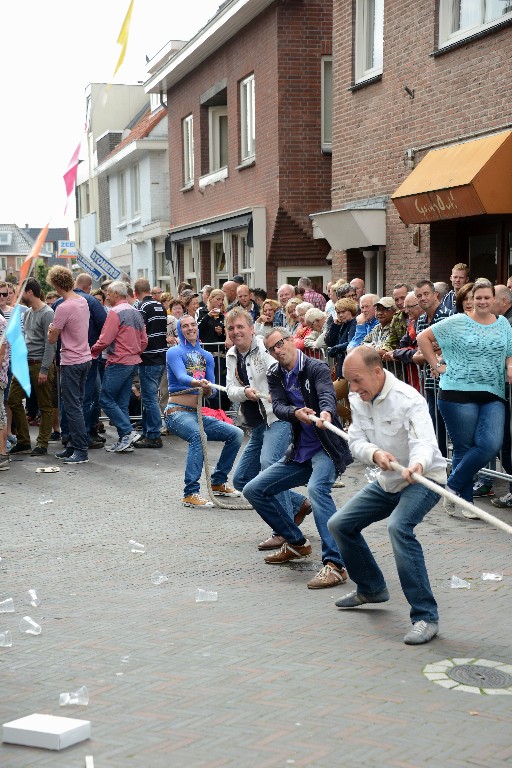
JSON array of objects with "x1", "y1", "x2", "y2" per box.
[{"x1": 137, "y1": 296, "x2": 168, "y2": 366}]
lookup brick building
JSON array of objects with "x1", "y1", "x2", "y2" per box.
[
  {"x1": 313, "y1": 0, "x2": 512, "y2": 294},
  {"x1": 146, "y1": 0, "x2": 334, "y2": 296}
]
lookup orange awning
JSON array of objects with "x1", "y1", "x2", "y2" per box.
[{"x1": 391, "y1": 130, "x2": 512, "y2": 225}]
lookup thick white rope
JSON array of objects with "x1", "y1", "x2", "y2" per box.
[{"x1": 306, "y1": 413, "x2": 512, "y2": 535}]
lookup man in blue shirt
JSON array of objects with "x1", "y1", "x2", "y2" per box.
[{"x1": 243, "y1": 327, "x2": 353, "y2": 589}]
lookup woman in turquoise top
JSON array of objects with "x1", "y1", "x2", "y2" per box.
[{"x1": 417, "y1": 278, "x2": 512, "y2": 513}]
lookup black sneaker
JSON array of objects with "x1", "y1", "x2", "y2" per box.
[
  {"x1": 55, "y1": 447, "x2": 74, "y2": 459},
  {"x1": 8, "y1": 443, "x2": 32, "y2": 455},
  {"x1": 134, "y1": 437, "x2": 163, "y2": 449},
  {"x1": 30, "y1": 446, "x2": 47, "y2": 456},
  {"x1": 49, "y1": 431, "x2": 61, "y2": 442},
  {"x1": 89, "y1": 432, "x2": 106, "y2": 444},
  {"x1": 88, "y1": 436, "x2": 104, "y2": 449}
]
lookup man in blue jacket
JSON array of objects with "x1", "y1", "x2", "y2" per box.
[
  {"x1": 165, "y1": 315, "x2": 243, "y2": 508},
  {"x1": 243, "y1": 327, "x2": 353, "y2": 589}
]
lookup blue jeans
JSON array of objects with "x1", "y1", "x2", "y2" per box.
[
  {"x1": 233, "y1": 420, "x2": 305, "y2": 521},
  {"x1": 438, "y1": 399, "x2": 505, "y2": 502},
  {"x1": 164, "y1": 409, "x2": 243, "y2": 497},
  {"x1": 139, "y1": 365, "x2": 164, "y2": 438},
  {"x1": 100, "y1": 364, "x2": 137, "y2": 438},
  {"x1": 328, "y1": 480, "x2": 440, "y2": 623},
  {"x1": 243, "y1": 451, "x2": 344, "y2": 568},
  {"x1": 83, "y1": 359, "x2": 101, "y2": 435},
  {"x1": 60, "y1": 361, "x2": 91, "y2": 456},
  {"x1": 426, "y1": 387, "x2": 447, "y2": 458}
]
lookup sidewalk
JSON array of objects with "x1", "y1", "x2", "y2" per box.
[{"x1": 0, "y1": 426, "x2": 511, "y2": 767}]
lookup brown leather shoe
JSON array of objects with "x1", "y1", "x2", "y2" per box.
[
  {"x1": 307, "y1": 562, "x2": 348, "y2": 589},
  {"x1": 258, "y1": 535, "x2": 286, "y2": 551},
  {"x1": 294, "y1": 499, "x2": 312, "y2": 525},
  {"x1": 264, "y1": 540, "x2": 312, "y2": 564}
]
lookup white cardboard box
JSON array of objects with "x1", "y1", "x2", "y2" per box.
[{"x1": 2, "y1": 713, "x2": 91, "y2": 750}]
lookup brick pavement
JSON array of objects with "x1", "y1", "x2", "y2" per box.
[{"x1": 0, "y1": 425, "x2": 511, "y2": 767}]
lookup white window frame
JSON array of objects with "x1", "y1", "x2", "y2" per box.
[
  {"x1": 183, "y1": 114, "x2": 194, "y2": 186},
  {"x1": 237, "y1": 233, "x2": 254, "y2": 286},
  {"x1": 16, "y1": 257, "x2": 25, "y2": 270},
  {"x1": 131, "y1": 163, "x2": 140, "y2": 216},
  {"x1": 0, "y1": 256, "x2": 7, "y2": 270},
  {"x1": 118, "y1": 171, "x2": 127, "y2": 222},
  {"x1": 210, "y1": 239, "x2": 228, "y2": 288},
  {"x1": 354, "y1": 0, "x2": 384, "y2": 83},
  {"x1": 209, "y1": 106, "x2": 228, "y2": 173},
  {"x1": 321, "y1": 56, "x2": 333, "y2": 151},
  {"x1": 0, "y1": 232, "x2": 13, "y2": 246},
  {"x1": 240, "y1": 74, "x2": 255, "y2": 162},
  {"x1": 439, "y1": 0, "x2": 512, "y2": 46},
  {"x1": 183, "y1": 242, "x2": 198, "y2": 291}
]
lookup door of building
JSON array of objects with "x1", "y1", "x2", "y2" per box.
[{"x1": 457, "y1": 216, "x2": 512, "y2": 284}]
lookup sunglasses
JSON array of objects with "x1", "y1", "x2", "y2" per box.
[
  {"x1": 0, "y1": 292, "x2": 8, "y2": 297},
  {"x1": 268, "y1": 337, "x2": 287, "y2": 354}
]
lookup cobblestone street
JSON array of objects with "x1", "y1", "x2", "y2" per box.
[{"x1": 1, "y1": 425, "x2": 511, "y2": 767}]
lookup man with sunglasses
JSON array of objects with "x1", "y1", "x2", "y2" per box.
[{"x1": 243, "y1": 327, "x2": 353, "y2": 589}]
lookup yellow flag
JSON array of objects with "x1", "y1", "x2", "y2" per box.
[{"x1": 113, "y1": 0, "x2": 134, "y2": 77}]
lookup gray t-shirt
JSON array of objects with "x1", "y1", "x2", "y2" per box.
[{"x1": 23, "y1": 304, "x2": 56, "y2": 374}]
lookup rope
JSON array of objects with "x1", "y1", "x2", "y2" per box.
[
  {"x1": 306, "y1": 414, "x2": 512, "y2": 536},
  {"x1": 167, "y1": 388, "x2": 252, "y2": 510}
]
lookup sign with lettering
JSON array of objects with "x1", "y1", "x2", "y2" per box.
[
  {"x1": 76, "y1": 251, "x2": 103, "y2": 281},
  {"x1": 58, "y1": 240, "x2": 79, "y2": 258},
  {"x1": 88, "y1": 248, "x2": 121, "y2": 280},
  {"x1": 393, "y1": 186, "x2": 486, "y2": 225}
]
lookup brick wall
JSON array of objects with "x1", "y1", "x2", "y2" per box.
[
  {"x1": 332, "y1": 0, "x2": 512, "y2": 290},
  {"x1": 167, "y1": 0, "x2": 333, "y2": 290}
]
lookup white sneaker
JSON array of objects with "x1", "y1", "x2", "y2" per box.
[{"x1": 105, "y1": 440, "x2": 134, "y2": 453}]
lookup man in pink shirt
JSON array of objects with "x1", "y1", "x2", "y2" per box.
[
  {"x1": 47, "y1": 266, "x2": 92, "y2": 465},
  {"x1": 91, "y1": 281, "x2": 148, "y2": 453}
]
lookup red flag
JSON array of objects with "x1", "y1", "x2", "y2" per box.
[{"x1": 63, "y1": 143, "x2": 81, "y2": 213}]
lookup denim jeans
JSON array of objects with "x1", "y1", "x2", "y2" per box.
[
  {"x1": 328, "y1": 480, "x2": 440, "y2": 623},
  {"x1": 426, "y1": 387, "x2": 448, "y2": 458},
  {"x1": 233, "y1": 420, "x2": 305, "y2": 520},
  {"x1": 164, "y1": 409, "x2": 243, "y2": 496},
  {"x1": 82, "y1": 359, "x2": 101, "y2": 435},
  {"x1": 438, "y1": 398, "x2": 505, "y2": 502},
  {"x1": 100, "y1": 364, "x2": 137, "y2": 438},
  {"x1": 243, "y1": 450, "x2": 344, "y2": 568},
  {"x1": 139, "y1": 364, "x2": 164, "y2": 438},
  {"x1": 60, "y1": 361, "x2": 91, "y2": 456}
]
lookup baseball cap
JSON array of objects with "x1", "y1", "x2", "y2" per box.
[{"x1": 373, "y1": 297, "x2": 396, "y2": 310}]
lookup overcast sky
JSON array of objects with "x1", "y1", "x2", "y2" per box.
[{"x1": 0, "y1": 0, "x2": 221, "y2": 236}]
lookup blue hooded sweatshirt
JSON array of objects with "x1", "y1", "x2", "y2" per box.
[{"x1": 166, "y1": 318, "x2": 217, "y2": 396}]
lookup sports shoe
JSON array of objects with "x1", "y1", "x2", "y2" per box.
[
  {"x1": 88, "y1": 436, "x2": 104, "y2": 449},
  {"x1": 294, "y1": 499, "x2": 312, "y2": 525},
  {"x1": 211, "y1": 483, "x2": 240, "y2": 497},
  {"x1": 264, "y1": 540, "x2": 312, "y2": 564},
  {"x1": 307, "y1": 563, "x2": 348, "y2": 589},
  {"x1": 62, "y1": 452, "x2": 89, "y2": 465},
  {"x1": 332, "y1": 478, "x2": 346, "y2": 488},
  {"x1": 491, "y1": 492, "x2": 512, "y2": 508},
  {"x1": 30, "y1": 446, "x2": 47, "y2": 456},
  {"x1": 8, "y1": 443, "x2": 31, "y2": 455},
  {"x1": 443, "y1": 495, "x2": 457, "y2": 516},
  {"x1": 89, "y1": 431, "x2": 106, "y2": 443},
  {"x1": 335, "y1": 587, "x2": 390, "y2": 608},
  {"x1": 105, "y1": 440, "x2": 130, "y2": 453},
  {"x1": 404, "y1": 620, "x2": 439, "y2": 645},
  {"x1": 258, "y1": 535, "x2": 286, "y2": 551},
  {"x1": 55, "y1": 447, "x2": 74, "y2": 459},
  {"x1": 0, "y1": 454, "x2": 10, "y2": 471},
  {"x1": 49, "y1": 431, "x2": 61, "y2": 442},
  {"x1": 182, "y1": 494, "x2": 214, "y2": 507},
  {"x1": 134, "y1": 437, "x2": 163, "y2": 449},
  {"x1": 472, "y1": 478, "x2": 494, "y2": 497},
  {"x1": 462, "y1": 507, "x2": 480, "y2": 520},
  {"x1": 118, "y1": 431, "x2": 141, "y2": 451}
]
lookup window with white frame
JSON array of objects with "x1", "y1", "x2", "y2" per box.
[
  {"x1": 238, "y1": 233, "x2": 254, "y2": 286},
  {"x1": 439, "y1": 0, "x2": 512, "y2": 45},
  {"x1": 0, "y1": 256, "x2": 7, "y2": 270},
  {"x1": 183, "y1": 242, "x2": 198, "y2": 290},
  {"x1": 355, "y1": 0, "x2": 384, "y2": 83},
  {"x1": 321, "y1": 57, "x2": 332, "y2": 150},
  {"x1": 209, "y1": 107, "x2": 228, "y2": 172},
  {"x1": 183, "y1": 114, "x2": 194, "y2": 186},
  {"x1": 16, "y1": 257, "x2": 25, "y2": 270},
  {"x1": 211, "y1": 240, "x2": 228, "y2": 288},
  {"x1": 240, "y1": 75, "x2": 255, "y2": 162},
  {"x1": 131, "y1": 164, "x2": 140, "y2": 215},
  {"x1": 118, "y1": 171, "x2": 127, "y2": 221}
]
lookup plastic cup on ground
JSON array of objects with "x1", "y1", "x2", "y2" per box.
[
  {"x1": 128, "y1": 539, "x2": 145, "y2": 554},
  {"x1": 0, "y1": 630, "x2": 12, "y2": 647},
  {"x1": 25, "y1": 589, "x2": 40, "y2": 607},
  {"x1": 19, "y1": 616, "x2": 42, "y2": 635},
  {"x1": 59, "y1": 685, "x2": 89, "y2": 706},
  {"x1": 151, "y1": 571, "x2": 169, "y2": 585},
  {"x1": 196, "y1": 588, "x2": 218, "y2": 602},
  {"x1": 0, "y1": 598, "x2": 14, "y2": 613}
]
